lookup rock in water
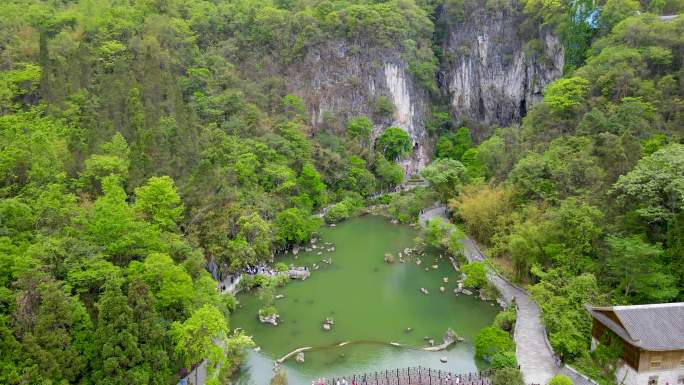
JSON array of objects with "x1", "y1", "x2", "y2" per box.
[
  {"x1": 439, "y1": 286, "x2": 445, "y2": 293},
  {"x1": 440, "y1": 357, "x2": 448, "y2": 363},
  {"x1": 323, "y1": 323, "x2": 331, "y2": 331},
  {"x1": 259, "y1": 314, "x2": 279, "y2": 326},
  {"x1": 296, "y1": 352, "x2": 305, "y2": 363},
  {"x1": 420, "y1": 288, "x2": 429, "y2": 295}
]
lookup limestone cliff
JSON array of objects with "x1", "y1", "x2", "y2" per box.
[
  {"x1": 440, "y1": 1, "x2": 564, "y2": 132},
  {"x1": 286, "y1": 41, "x2": 430, "y2": 175},
  {"x1": 281, "y1": 1, "x2": 564, "y2": 175}
]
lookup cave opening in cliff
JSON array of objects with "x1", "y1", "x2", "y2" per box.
[{"x1": 519, "y1": 98, "x2": 527, "y2": 117}]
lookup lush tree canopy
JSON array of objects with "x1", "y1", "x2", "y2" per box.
[{"x1": 376, "y1": 127, "x2": 412, "y2": 160}]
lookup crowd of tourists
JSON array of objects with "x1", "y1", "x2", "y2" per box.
[{"x1": 244, "y1": 264, "x2": 277, "y2": 276}]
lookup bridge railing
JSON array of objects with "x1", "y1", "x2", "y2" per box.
[{"x1": 320, "y1": 367, "x2": 493, "y2": 385}]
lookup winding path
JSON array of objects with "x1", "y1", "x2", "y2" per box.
[{"x1": 418, "y1": 206, "x2": 559, "y2": 385}]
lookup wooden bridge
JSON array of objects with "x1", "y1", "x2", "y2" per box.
[{"x1": 321, "y1": 367, "x2": 493, "y2": 385}]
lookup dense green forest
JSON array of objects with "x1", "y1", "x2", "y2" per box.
[
  {"x1": 0, "y1": 0, "x2": 683, "y2": 384},
  {"x1": 0, "y1": 0, "x2": 425, "y2": 383},
  {"x1": 444, "y1": 2, "x2": 684, "y2": 381}
]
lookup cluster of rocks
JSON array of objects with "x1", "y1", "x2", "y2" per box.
[
  {"x1": 398, "y1": 247, "x2": 420, "y2": 262},
  {"x1": 289, "y1": 266, "x2": 311, "y2": 280},
  {"x1": 453, "y1": 281, "x2": 473, "y2": 296},
  {"x1": 385, "y1": 247, "x2": 424, "y2": 264},
  {"x1": 423, "y1": 328, "x2": 465, "y2": 352},
  {"x1": 259, "y1": 313, "x2": 280, "y2": 326}
]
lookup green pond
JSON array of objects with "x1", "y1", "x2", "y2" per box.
[{"x1": 231, "y1": 215, "x2": 499, "y2": 385}]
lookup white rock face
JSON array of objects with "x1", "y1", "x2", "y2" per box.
[
  {"x1": 285, "y1": 40, "x2": 431, "y2": 178},
  {"x1": 281, "y1": 5, "x2": 564, "y2": 174},
  {"x1": 442, "y1": 5, "x2": 564, "y2": 133},
  {"x1": 384, "y1": 63, "x2": 414, "y2": 131},
  {"x1": 383, "y1": 63, "x2": 429, "y2": 176}
]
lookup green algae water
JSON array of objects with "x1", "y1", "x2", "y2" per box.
[{"x1": 232, "y1": 216, "x2": 499, "y2": 384}]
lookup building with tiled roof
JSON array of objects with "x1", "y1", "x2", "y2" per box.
[{"x1": 586, "y1": 303, "x2": 684, "y2": 385}]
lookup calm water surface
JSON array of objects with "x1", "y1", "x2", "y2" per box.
[{"x1": 231, "y1": 216, "x2": 499, "y2": 384}]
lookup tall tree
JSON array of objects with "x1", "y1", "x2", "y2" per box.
[
  {"x1": 604, "y1": 235, "x2": 678, "y2": 303},
  {"x1": 93, "y1": 280, "x2": 145, "y2": 385},
  {"x1": 172, "y1": 305, "x2": 229, "y2": 385},
  {"x1": 127, "y1": 279, "x2": 171, "y2": 385},
  {"x1": 134, "y1": 175, "x2": 184, "y2": 232}
]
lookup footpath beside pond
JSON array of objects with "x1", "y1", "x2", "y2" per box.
[{"x1": 418, "y1": 206, "x2": 559, "y2": 385}]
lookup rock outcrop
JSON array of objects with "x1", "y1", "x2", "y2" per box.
[
  {"x1": 287, "y1": 41, "x2": 430, "y2": 175},
  {"x1": 276, "y1": 2, "x2": 564, "y2": 175},
  {"x1": 440, "y1": 1, "x2": 564, "y2": 136}
]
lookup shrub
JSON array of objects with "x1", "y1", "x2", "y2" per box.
[
  {"x1": 274, "y1": 262, "x2": 289, "y2": 273},
  {"x1": 491, "y1": 351, "x2": 517, "y2": 369},
  {"x1": 223, "y1": 293, "x2": 237, "y2": 312},
  {"x1": 462, "y1": 261, "x2": 488, "y2": 288},
  {"x1": 491, "y1": 367, "x2": 524, "y2": 385},
  {"x1": 548, "y1": 375, "x2": 573, "y2": 385},
  {"x1": 259, "y1": 306, "x2": 278, "y2": 317},
  {"x1": 253, "y1": 274, "x2": 269, "y2": 287},
  {"x1": 375, "y1": 194, "x2": 393, "y2": 204},
  {"x1": 388, "y1": 188, "x2": 435, "y2": 224},
  {"x1": 493, "y1": 306, "x2": 517, "y2": 332},
  {"x1": 238, "y1": 274, "x2": 256, "y2": 290},
  {"x1": 376, "y1": 127, "x2": 412, "y2": 160},
  {"x1": 347, "y1": 116, "x2": 373, "y2": 139},
  {"x1": 270, "y1": 273, "x2": 290, "y2": 287},
  {"x1": 374, "y1": 96, "x2": 395, "y2": 116},
  {"x1": 324, "y1": 202, "x2": 350, "y2": 223},
  {"x1": 475, "y1": 326, "x2": 515, "y2": 360}
]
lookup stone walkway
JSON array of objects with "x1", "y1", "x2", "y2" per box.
[
  {"x1": 218, "y1": 274, "x2": 241, "y2": 295},
  {"x1": 418, "y1": 207, "x2": 559, "y2": 385},
  {"x1": 179, "y1": 360, "x2": 207, "y2": 385}
]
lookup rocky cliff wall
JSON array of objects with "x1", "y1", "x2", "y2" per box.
[
  {"x1": 279, "y1": 1, "x2": 564, "y2": 176},
  {"x1": 440, "y1": 1, "x2": 564, "y2": 132},
  {"x1": 286, "y1": 40, "x2": 431, "y2": 175}
]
